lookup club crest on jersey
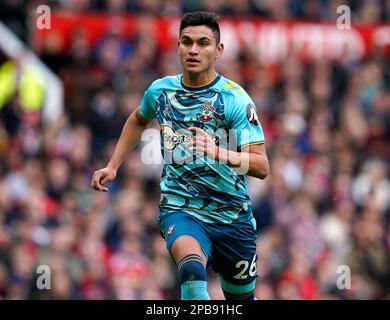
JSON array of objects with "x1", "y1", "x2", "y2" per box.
[{"x1": 199, "y1": 103, "x2": 214, "y2": 122}]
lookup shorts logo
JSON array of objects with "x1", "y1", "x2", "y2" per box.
[
  {"x1": 246, "y1": 103, "x2": 259, "y2": 126},
  {"x1": 161, "y1": 125, "x2": 191, "y2": 151},
  {"x1": 199, "y1": 103, "x2": 214, "y2": 122},
  {"x1": 167, "y1": 225, "x2": 175, "y2": 236}
]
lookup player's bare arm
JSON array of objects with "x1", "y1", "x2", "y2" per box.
[
  {"x1": 187, "y1": 126, "x2": 269, "y2": 180},
  {"x1": 90, "y1": 107, "x2": 152, "y2": 192}
]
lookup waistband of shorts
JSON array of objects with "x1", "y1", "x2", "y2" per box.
[{"x1": 157, "y1": 201, "x2": 253, "y2": 224}]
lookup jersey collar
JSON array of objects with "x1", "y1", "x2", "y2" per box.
[{"x1": 180, "y1": 74, "x2": 221, "y2": 91}]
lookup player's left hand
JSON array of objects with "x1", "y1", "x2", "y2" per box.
[{"x1": 187, "y1": 126, "x2": 219, "y2": 160}]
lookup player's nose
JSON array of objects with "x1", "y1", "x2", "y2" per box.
[{"x1": 189, "y1": 43, "x2": 199, "y2": 54}]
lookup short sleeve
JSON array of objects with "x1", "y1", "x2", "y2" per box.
[
  {"x1": 139, "y1": 84, "x2": 158, "y2": 121},
  {"x1": 229, "y1": 94, "x2": 265, "y2": 150}
]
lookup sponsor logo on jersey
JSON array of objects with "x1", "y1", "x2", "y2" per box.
[{"x1": 161, "y1": 125, "x2": 191, "y2": 151}]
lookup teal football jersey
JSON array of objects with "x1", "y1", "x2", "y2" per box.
[{"x1": 140, "y1": 74, "x2": 265, "y2": 224}]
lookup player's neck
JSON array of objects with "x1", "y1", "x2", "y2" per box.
[{"x1": 182, "y1": 70, "x2": 218, "y2": 88}]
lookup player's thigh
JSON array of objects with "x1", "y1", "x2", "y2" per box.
[
  {"x1": 171, "y1": 236, "x2": 207, "y2": 266},
  {"x1": 157, "y1": 210, "x2": 211, "y2": 265},
  {"x1": 211, "y1": 215, "x2": 258, "y2": 286}
]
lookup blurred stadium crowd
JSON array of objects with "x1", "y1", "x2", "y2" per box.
[
  {"x1": 2, "y1": 0, "x2": 390, "y2": 43},
  {"x1": 0, "y1": 0, "x2": 390, "y2": 300}
]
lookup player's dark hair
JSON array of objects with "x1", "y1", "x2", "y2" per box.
[{"x1": 179, "y1": 11, "x2": 220, "y2": 44}]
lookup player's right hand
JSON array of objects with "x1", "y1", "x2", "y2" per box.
[{"x1": 90, "y1": 167, "x2": 117, "y2": 192}]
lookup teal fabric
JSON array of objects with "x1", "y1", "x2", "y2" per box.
[
  {"x1": 219, "y1": 275, "x2": 256, "y2": 294},
  {"x1": 140, "y1": 73, "x2": 265, "y2": 224},
  {"x1": 181, "y1": 280, "x2": 210, "y2": 300}
]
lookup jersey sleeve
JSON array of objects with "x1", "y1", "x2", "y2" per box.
[
  {"x1": 228, "y1": 93, "x2": 265, "y2": 150},
  {"x1": 139, "y1": 81, "x2": 159, "y2": 121}
]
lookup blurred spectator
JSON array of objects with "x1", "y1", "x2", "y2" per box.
[{"x1": 0, "y1": 2, "x2": 389, "y2": 300}]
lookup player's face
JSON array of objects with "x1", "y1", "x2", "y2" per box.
[{"x1": 178, "y1": 25, "x2": 223, "y2": 75}]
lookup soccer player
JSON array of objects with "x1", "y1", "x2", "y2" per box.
[{"x1": 91, "y1": 11, "x2": 269, "y2": 300}]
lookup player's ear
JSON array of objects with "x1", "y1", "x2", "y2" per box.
[
  {"x1": 215, "y1": 42, "x2": 224, "y2": 59},
  {"x1": 177, "y1": 40, "x2": 180, "y2": 55}
]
